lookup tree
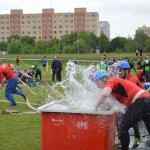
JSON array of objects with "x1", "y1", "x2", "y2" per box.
[
  {"x1": 99, "y1": 33, "x2": 110, "y2": 52},
  {"x1": 21, "y1": 36, "x2": 35, "y2": 47},
  {"x1": 34, "y1": 40, "x2": 47, "y2": 54},
  {"x1": 7, "y1": 39, "x2": 22, "y2": 54},
  {"x1": 124, "y1": 37, "x2": 136, "y2": 52},
  {"x1": 7, "y1": 35, "x2": 20, "y2": 43},
  {"x1": 134, "y1": 30, "x2": 149, "y2": 48},
  {"x1": 0, "y1": 41, "x2": 7, "y2": 51},
  {"x1": 110, "y1": 37, "x2": 127, "y2": 52},
  {"x1": 144, "y1": 38, "x2": 150, "y2": 52}
]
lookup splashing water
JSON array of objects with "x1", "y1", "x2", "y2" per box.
[{"x1": 38, "y1": 61, "x2": 125, "y2": 114}]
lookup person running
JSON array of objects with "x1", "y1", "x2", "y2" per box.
[
  {"x1": 0, "y1": 62, "x2": 26, "y2": 106},
  {"x1": 91, "y1": 69, "x2": 150, "y2": 150}
]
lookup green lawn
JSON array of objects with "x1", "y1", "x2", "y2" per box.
[{"x1": 0, "y1": 53, "x2": 149, "y2": 150}]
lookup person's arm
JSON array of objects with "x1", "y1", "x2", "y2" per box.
[
  {"x1": 95, "y1": 87, "x2": 112, "y2": 110},
  {"x1": 0, "y1": 77, "x2": 6, "y2": 88}
]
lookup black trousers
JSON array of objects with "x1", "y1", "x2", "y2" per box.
[
  {"x1": 119, "y1": 97, "x2": 150, "y2": 150},
  {"x1": 145, "y1": 71, "x2": 150, "y2": 82},
  {"x1": 117, "y1": 113, "x2": 140, "y2": 141},
  {"x1": 52, "y1": 69, "x2": 62, "y2": 82},
  {"x1": 35, "y1": 70, "x2": 41, "y2": 80}
]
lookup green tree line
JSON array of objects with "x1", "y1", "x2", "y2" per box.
[{"x1": 0, "y1": 30, "x2": 150, "y2": 54}]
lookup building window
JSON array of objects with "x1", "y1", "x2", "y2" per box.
[
  {"x1": 32, "y1": 16, "x2": 36, "y2": 18},
  {"x1": 32, "y1": 26, "x2": 36, "y2": 30},
  {"x1": 32, "y1": 20, "x2": 36, "y2": 24},
  {"x1": 92, "y1": 25, "x2": 95, "y2": 28}
]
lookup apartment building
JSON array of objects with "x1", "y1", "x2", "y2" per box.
[
  {"x1": 0, "y1": 8, "x2": 100, "y2": 42},
  {"x1": 99, "y1": 21, "x2": 110, "y2": 39},
  {"x1": 136, "y1": 25, "x2": 150, "y2": 37}
]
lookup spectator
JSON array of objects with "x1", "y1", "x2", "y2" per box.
[
  {"x1": 51, "y1": 56, "x2": 62, "y2": 82},
  {"x1": 135, "y1": 48, "x2": 139, "y2": 56},
  {"x1": 138, "y1": 44, "x2": 143, "y2": 56},
  {"x1": 41, "y1": 56, "x2": 47, "y2": 74},
  {"x1": 16, "y1": 54, "x2": 20, "y2": 66},
  {"x1": 33, "y1": 62, "x2": 42, "y2": 81}
]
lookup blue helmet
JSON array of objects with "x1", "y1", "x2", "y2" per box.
[
  {"x1": 118, "y1": 60, "x2": 130, "y2": 69},
  {"x1": 92, "y1": 70, "x2": 108, "y2": 81}
]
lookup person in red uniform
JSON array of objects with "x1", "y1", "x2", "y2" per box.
[
  {"x1": 0, "y1": 62, "x2": 26, "y2": 106},
  {"x1": 92, "y1": 69, "x2": 150, "y2": 150},
  {"x1": 119, "y1": 60, "x2": 144, "y2": 89},
  {"x1": 118, "y1": 60, "x2": 144, "y2": 148}
]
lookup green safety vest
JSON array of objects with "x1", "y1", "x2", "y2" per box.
[
  {"x1": 99, "y1": 63, "x2": 107, "y2": 70},
  {"x1": 144, "y1": 60, "x2": 150, "y2": 71}
]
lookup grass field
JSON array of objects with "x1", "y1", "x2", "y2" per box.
[
  {"x1": 1, "y1": 52, "x2": 149, "y2": 60},
  {"x1": 0, "y1": 53, "x2": 149, "y2": 150}
]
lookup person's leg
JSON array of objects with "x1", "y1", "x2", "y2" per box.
[
  {"x1": 5, "y1": 78, "x2": 17, "y2": 105},
  {"x1": 35, "y1": 71, "x2": 38, "y2": 80},
  {"x1": 39, "y1": 71, "x2": 42, "y2": 80},
  {"x1": 57, "y1": 70, "x2": 61, "y2": 81},
  {"x1": 132, "y1": 123, "x2": 141, "y2": 149},
  {"x1": 141, "y1": 97, "x2": 150, "y2": 135},
  {"x1": 52, "y1": 70, "x2": 56, "y2": 81},
  {"x1": 145, "y1": 71, "x2": 148, "y2": 82},
  {"x1": 147, "y1": 71, "x2": 150, "y2": 82},
  {"x1": 133, "y1": 123, "x2": 140, "y2": 139},
  {"x1": 119, "y1": 100, "x2": 144, "y2": 150},
  {"x1": 12, "y1": 77, "x2": 26, "y2": 101}
]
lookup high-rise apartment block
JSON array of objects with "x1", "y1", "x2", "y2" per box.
[
  {"x1": 99, "y1": 21, "x2": 110, "y2": 39},
  {"x1": 136, "y1": 25, "x2": 150, "y2": 37},
  {"x1": 0, "y1": 8, "x2": 100, "y2": 42}
]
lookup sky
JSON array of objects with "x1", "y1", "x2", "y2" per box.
[{"x1": 0, "y1": 0, "x2": 150, "y2": 39}]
